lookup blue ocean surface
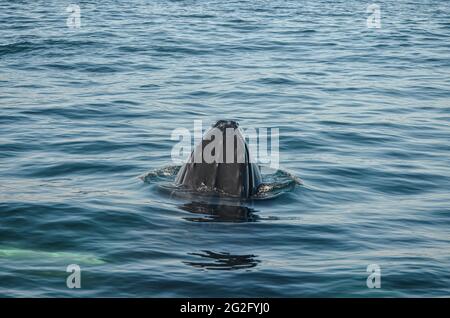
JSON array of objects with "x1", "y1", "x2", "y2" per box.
[{"x1": 1, "y1": 0, "x2": 449, "y2": 297}]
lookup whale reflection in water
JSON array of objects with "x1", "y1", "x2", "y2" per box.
[
  {"x1": 184, "y1": 250, "x2": 260, "y2": 270},
  {"x1": 179, "y1": 201, "x2": 259, "y2": 223}
]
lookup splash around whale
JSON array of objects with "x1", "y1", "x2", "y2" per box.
[{"x1": 141, "y1": 120, "x2": 302, "y2": 200}]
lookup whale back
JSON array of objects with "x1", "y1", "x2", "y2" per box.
[{"x1": 175, "y1": 120, "x2": 262, "y2": 198}]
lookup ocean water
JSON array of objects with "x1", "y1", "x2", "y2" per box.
[{"x1": 1, "y1": 0, "x2": 449, "y2": 297}]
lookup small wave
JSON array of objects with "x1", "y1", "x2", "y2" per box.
[
  {"x1": 152, "y1": 45, "x2": 212, "y2": 56},
  {"x1": 25, "y1": 161, "x2": 136, "y2": 178},
  {"x1": 0, "y1": 41, "x2": 36, "y2": 56},
  {"x1": 0, "y1": 39, "x2": 99, "y2": 57},
  {"x1": 253, "y1": 77, "x2": 300, "y2": 86}
]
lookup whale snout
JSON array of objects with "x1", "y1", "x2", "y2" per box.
[{"x1": 175, "y1": 120, "x2": 262, "y2": 198}]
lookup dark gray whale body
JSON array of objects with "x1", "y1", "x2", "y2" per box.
[{"x1": 175, "y1": 120, "x2": 262, "y2": 198}]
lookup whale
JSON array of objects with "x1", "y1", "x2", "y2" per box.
[
  {"x1": 175, "y1": 120, "x2": 262, "y2": 198},
  {"x1": 0, "y1": 247, "x2": 105, "y2": 265}
]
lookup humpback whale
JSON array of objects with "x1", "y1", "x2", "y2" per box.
[
  {"x1": 175, "y1": 120, "x2": 262, "y2": 198},
  {"x1": 0, "y1": 247, "x2": 105, "y2": 265}
]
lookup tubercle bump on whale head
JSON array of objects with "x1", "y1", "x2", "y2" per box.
[{"x1": 213, "y1": 120, "x2": 239, "y2": 130}]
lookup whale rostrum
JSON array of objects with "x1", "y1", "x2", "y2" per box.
[{"x1": 175, "y1": 120, "x2": 262, "y2": 198}]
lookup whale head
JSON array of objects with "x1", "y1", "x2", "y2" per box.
[{"x1": 175, "y1": 120, "x2": 262, "y2": 198}]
